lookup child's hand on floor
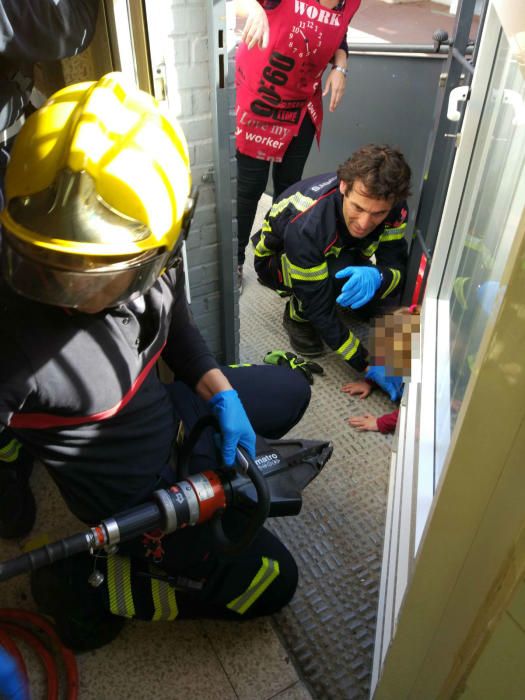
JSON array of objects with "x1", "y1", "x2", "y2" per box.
[
  {"x1": 341, "y1": 380, "x2": 373, "y2": 399},
  {"x1": 348, "y1": 414, "x2": 379, "y2": 431}
]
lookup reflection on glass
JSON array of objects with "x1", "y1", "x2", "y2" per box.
[{"x1": 444, "y1": 33, "x2": 525, "y2": 436}]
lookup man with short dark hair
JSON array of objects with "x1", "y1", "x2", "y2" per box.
[{"x1": 251, "y1": 144, "x2": 411, "y2": 380}]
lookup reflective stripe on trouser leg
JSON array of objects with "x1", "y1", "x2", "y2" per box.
[
  {"x1": 175, "y1": 419, "x2": 185, "y2": 447},
  {"x1": 151, "y1": 574, "x2": 178, "y2": 621},
  {"x1": 0, "y1": 437, "x2": 22, "y2": 463},
  {"x1": 107, "y1": 555, "x2": 179, "y2": 621},
  {"x1": 227, "y1": 557, "x2": 280, "y2": 615},
  {"x1": 289, "y1": 295, "x2": 307, "y2": 322},
  {"x1": 107, "y1": 555, "x2": 136, "y2": 618}
]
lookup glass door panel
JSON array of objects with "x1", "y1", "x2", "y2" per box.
[{"x1": 434, "y1": 30, "x2": 525, "y2": 481}]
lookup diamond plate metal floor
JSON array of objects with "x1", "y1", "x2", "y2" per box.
[{"x1": 239, "y1": 197, "x2": 396, "y2": 700}]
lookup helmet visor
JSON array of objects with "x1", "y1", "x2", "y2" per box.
[{"x1": 2, "y1": 233, "x2": 178, "y2": 312}]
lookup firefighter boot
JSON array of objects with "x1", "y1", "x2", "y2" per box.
[
  {"x1": 282, "y1": 301, "x2": 324, "y2": 357},
  {"x1": 0, "y1": 451, "x2": 36, "y2": 539}
]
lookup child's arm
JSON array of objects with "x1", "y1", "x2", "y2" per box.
[
  {"x1": 348, "y1": 409, "x2": 400, "y2": 434},
  {"x1": 341, "y1": 379, "x2": 373, "y2": 399},
  {"x1": 348, "y1": 414, "x2": 379, "y2": 431},
  {"x1": 376, "y1": 409, "x2": 399, "y2": 434}
]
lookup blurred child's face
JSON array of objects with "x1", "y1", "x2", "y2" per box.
[{"x1": 369, "y1": 310, "x2": 420, "y2": 376}]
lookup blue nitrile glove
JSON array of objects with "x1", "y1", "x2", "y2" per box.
[
  {"x1": 208, "y1": 389, "x2": 256, "y2": 467},
  {"x1": 335, "y1": 266, "x2": 382, "y2": 309},
  {"x1": 0, "y1": 647, "x2": 28, "y2": 700},
  {"x1": 365, "y1": 366, "x2": 403, "y2": 402}
]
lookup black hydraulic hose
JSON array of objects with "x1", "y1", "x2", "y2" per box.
[
  {"x1": 210, "y1": 447, "x2": 270, "y2": 558},
  {"x1": 0, "y1": 421, "x2": 276, "y2": 580},
  {"x1": 177, "y1": 414, "x2": 220, "y2": 480},
  {"x1": 0, "y1": 532, "x2": 92, "y2": 583},
  {"x1": 0, "y1": 500, "x2": 165, "y2": 583}
]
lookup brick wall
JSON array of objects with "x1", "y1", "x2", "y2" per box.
[{"x1": 162, "y1": 0, "x2": 238, "y2": 362}]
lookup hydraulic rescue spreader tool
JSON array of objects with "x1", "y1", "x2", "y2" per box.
[{"x1": 0, "y1": 418, "x2": 333, "y2": 582}]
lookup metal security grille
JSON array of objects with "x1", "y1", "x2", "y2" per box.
[{"x1": 239, "y1": 201, "x2": 396, "y2": 699}]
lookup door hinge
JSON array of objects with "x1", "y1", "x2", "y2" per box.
[{"x1": 153, "y1": 63, "x2": 167, "y2": 103}]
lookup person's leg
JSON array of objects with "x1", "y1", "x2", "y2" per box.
[
  {"x1": 222, "y1": 364, "x2": 311, "y2": 437},
  {"x1": 31, "y1": 520, "x2": 298, "y2": 650},
  {"x1": 282, "y1": 294, "x2": 325, "y2": 357},
  {"x1": 272, "y1": 113, "x2": 316, "y2": 199},
  {"x1": 174, "y1": 522, "x2": 299, "y2": 620},
  {"x1": 236, "y1": 151, "x2": 271, "y2": 267},
  {"x1": 31, "y1": 553, "x2": 126, "y2": 652},
  {"x1": 167, "y1": 364, "x2": 311, "y2": 455},
  {"x1": 31, "y1": 366, "x2": 307, "y2": 648},
  {"x1": 0, "y1": 431, "x2": 35, "y2": 538}
]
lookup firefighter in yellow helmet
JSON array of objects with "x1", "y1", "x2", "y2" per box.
[{"x1": 0, "y1": 73, "x2": 310, "y2": 648}]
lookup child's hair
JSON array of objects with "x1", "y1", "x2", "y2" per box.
[{"x1": 369, "y1": 305, "x2": 420, "y2": 376}]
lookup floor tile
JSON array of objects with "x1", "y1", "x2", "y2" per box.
[
  {"x1": 202, "y1": 617, "x2": 299, "y2": 700},
  {"x1": 77, "y1": 619, "x2": 237, "y2": 700},
  {"x1": 270, "y1": 680, "x2": 314, "y2": 700}
]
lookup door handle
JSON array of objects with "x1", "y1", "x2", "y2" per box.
[
  {"x1": 503, "y1": 89, "x2": 525, "y2": 126},
  {"x1": 447, "y1": 85, "x2": 469, "y2": 122}
]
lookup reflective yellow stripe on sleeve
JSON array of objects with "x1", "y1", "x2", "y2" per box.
[
  {"x1": 379, "y1": 223, "x2": 407, "y2": 242},
  {"x1": 0, "y1": 438, "x2": 22, "y2": 463},
  {"x1": 269, "y1": 192, "x2": 315, "y2": 218},
  {"x1": 107, "y1": 555, "x2": 136, "y2": 619},
  {"x1": 361, "y1": 241, "x2": 380, "y2": 257},
  {"x1": 380, "y1": 268, "x2": 401, "y2": 298},
  {"x1": 325, "y1": 244, "x2": 343, "y2": 258},
  {"x1": 151, "y1": 576, "x2": 178, "y2": 621},
  {"x1": 227, "y1": 557, "x2": 280, "y2": 615},
  {"x1": 286, "y1": 259, "x2": 329, "y2": 283},
  {"x1": 253, "y1": 232, "x2": 273, "y2": 258},
  {"x1": 337, "y1": 330, "x2": 360, "y2": 361}
]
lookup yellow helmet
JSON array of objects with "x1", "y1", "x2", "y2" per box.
[{"x1": 0, "y1": 72, "x2": 195, "y2": 311}]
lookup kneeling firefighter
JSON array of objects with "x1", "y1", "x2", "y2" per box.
[{"x1": 0, "y1": 73, "x2": 318, "y2": 650}]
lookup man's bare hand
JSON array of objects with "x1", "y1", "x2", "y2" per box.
[
  {"x1": 348, "y1": 414, "x2": 379, "y2": 432},
  {"x1": 341, "y1": 380, "x2": 372, "y2": 399}
]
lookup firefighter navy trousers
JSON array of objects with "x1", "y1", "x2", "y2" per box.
[{"x1": 52, "y1": 365, "x2": 310, "y2": 624}]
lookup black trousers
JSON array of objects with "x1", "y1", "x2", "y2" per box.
[
  {"x1": 39, "y1": 365, "x2": 311, "y2": 631},
  {"x1": 122, "y1": 364, "x2": 310, "y2": 619},
  {"x1": 236, "y1": 114, "x2": 316, "y2": 266}
]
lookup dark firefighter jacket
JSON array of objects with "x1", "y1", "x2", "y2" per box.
[
  {"x1": 0, "y1": 266, "x2": 219, "y2": 523},
  {"x1": 252, "y1": 172, "x2": 408, "y2": 372},
  {"x1": 0, "y1": 1, "x2": 99, "y2": 131}
]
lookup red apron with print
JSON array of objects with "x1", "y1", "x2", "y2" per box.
[{"x1": 235, "y1": 0, "x2": 360, "y2": 162}]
